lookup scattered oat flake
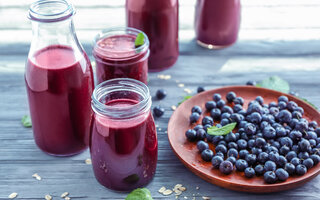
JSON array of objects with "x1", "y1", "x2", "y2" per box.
[
  {"x1": 184, "y1": 197, "x2": 188, "y2": 199},
  {"x1": 179, "y1": 186, "x2": 187, "y2": 191},
  {"x1": 32, "y1": 173, "x2": 41, "y2": 180},
  {"x1": 65, "y1": 197, "x2": 71, "y2": 200},
  {"x1": 171, "y1": 105, "x2": 177, "y2": 111},
  {"x1": 158, "y1": 186, "x2": 166, "y2": 193},
  {"x1": 85, "y1": 158, "x2": 92, "y2": 165},
  {"x1": 163, "y1": 189, "x2": 173, "y2": 195},
  {"x1": 202, "y1": 197, "x2": 210, "y2": 200},
  {"x1": 184, "y1": 88, "x2": 192, "y2": 94},
  {"x1": 8, "y1": 193, "x2": 18, "y2": 199},
  {"x1": 61, "y1": 192, "x2": 69, "y2": 198},
  {"x1": 158, "y1": 128, "x2": 162, "y2": 131},
  {"x1": 175, "y1": 190, "x2": 182, "y2": 196},
  {"x1": 196, "y1": 186, "x2": 200, "y2": 190},
  {"x1": 158, "y1": 74, "x2": 171, "y2": 80},
  {"x1": 178, "y1": 83, "x2": 185, "y2": 88},
  {"x1": 45, "y1": 194, "x2": 52, "y2": 200}
]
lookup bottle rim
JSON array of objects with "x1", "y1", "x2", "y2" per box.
[
  {"x1": 91, "y1": 78, "x2": 152, "y2": 119},
  {"x1": 28, "y1": 0, "x2": 75, "y2": 22},
  {"x1": 92, "y1": 27, "x2": 150, "y2": 61}
]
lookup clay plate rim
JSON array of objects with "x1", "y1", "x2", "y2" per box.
[{"x1": 167, "y1": 85, "x2": 320, "y2": 193}]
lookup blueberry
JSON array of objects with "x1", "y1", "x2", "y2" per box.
[
  {"x1": 246, "y1": 80, "x2": 256, "y2": 86},
  {"x1": 249, "y1": 112, "x2": 262, "y2": 124},
  {"x1": 245, "y1": 154, "x2": 257, "y2": 166},
  {"x1": 269, "y1": 107, "x2": 280, "y2": 117},
  {"x1": 263, "y1": 126, "x2": 276, "y2": 139},
  {"x1": 193, "y1": 124, "x2": 203, "y2": 131},
  {"x1": 271, "y1": 141, "x2": 280, "y2": 149},
  {"x1": 264, "y1": 161, "x2": 277, "y2": 171},
  {"x1": 202, "y1": 116, "x2": 213, "y2": 126},
  {"x1": 234, "y1": 97, "x2": 244, "y2": 105},
  {"x1": 266, "y1": 145, "x2": 279, "y2": 154},
  {"x1": 255, "y1": 137, "x2": 266, "y2": 147},
  {"x1": 192, "y1": 106, "x2": 202, "y2": 114},
  {"x1": 286, "y1": 151, "x2": 297, "y2": 161},
  {"x1": 185, "y1": 129, "x2": 197, "y2": 142},
  {"x1": 278, "y1": 95, "x2": 289, "y2": 103},
  {"x1": 298, "y1": 152, "x2": 309, "y2": 160},
  {"x1": 277, "y1": 155, "x2": 287, "y2": 168},
  {"x1": 219, "y1": 161, "x2": 234, "y2": 175},
  {"x1": 299, "y1": 139, "x2": 311, "y2": 152},
  {"x1": 278, "y1": 101, "x2": 287, "y2": 110},
  {"x1": 189, "y1": 112, "x2": 200, "y2": 123},
  {"x1": 203, "y1": 124, "x2": 212, "y2": 131},
  {"x1": 310, "y1": 154, "x2": 320, "y2": 165},
  {"x1": 220, "y1": 118, "x2": 230, "y2": 126},
  {"x1": 227, "y1": 148, "x2": 238, "y2": 158},
  {"x1": 155, "y1": 89, "x2": 167, "y2": 100},
  {"x1": 294, "y1": 107, "x2": 304, "y2": 115},
  {"x1": 215, "y1": 144, "x2": 227, "y2": 154},
  {"x1": 285, "y1": 163, "x2": 296, "y2": 175},
  {"x1": 244, "y1": 167, "x2": 255, "y2": 178},
  {"x1": 260, "y1": 121, "x2": 270, "y2": 130},
  {"x1": 239, "y1": 149, "x2": 249, "y2": 159},
  {"x1": 276, "y1": 127, "x2": 287, "y2": 137},
  {"x1": 196, "y1": 129, "x2": 206, "y2": 140},
  {"x1": 215, "y1": 152, "x2": 225, "y2": 159},
  {"x1": 222, "y1": 106, "x2": 233, "y2": 114},
  {"x1": 289, "y1": 130, "x2": 302, "y2": 141},
  {"x1": 221, "y1": 112, "x2": 231, "y2": 120},
  {"x1": 212, "y1": 135, "x2": 224, "y2": 145},
  {"x1": 230, "y1": 113, "x2": 243, "y2": 123},
  {"x1": 290, "y1": 158, "x2": 300, "y2": 167},
  {"x1": 216, "y1": 100, "x2": 226, "y2": 108},
  {"x1": 226, "y1": 92, "x2": 236, "y2": 103},
  {"x1": 303, "y1": 158, "x2": 314, "y2": 169},
  {"x1": 240, "y1": 132, "x2": 249, "y2": 141},
  {"x1": 264, "y1": 171, "x2": 277, "y2": 184},
  {"x1": 280, "y1": 146, "x2": 290, "y2": 156},
  {"x1": 257, "y1": 152, "x2": 269, "y2": 164},
  {"x1": 237, "y1": 139, "x2": 247, "y2": 150},
  {"x1": 247, "y1": 101, "x2": 263, "y2": 115},
  {"x1": 235, "y1": 159, "x2": 248, "y2": 172},
  {"x1": 213, "y1": 93, "x2": 222, "y2": 102},
  {"x1": 268, "y1": 151, "x2": 279, "y2": 162},
  {"x1": 226, "y1": 156, "x2": 236, "y2": 165},
  {"x1": 279, "y1": 137, "x2": 293, "y2": 148},
  {"x1": 252, "y1": 147, "x2": 262, "y2": 155},
  {"x1": 309, "y1": 121, "x2": 318, "y2": 129},
  {"x1": 225, "y1": 132, "x2": 236, "y2": 143},
  {"x1": 296, "y1": 164, "x2": 307, "y2": 175},
  {"x1": 276, "y1": 110, "x2": 292, "y2": 124},
  {"x1": 212, "y1": 156, "x2": 224, "y2": 169},
  {"x1": 197, "y1": 141, "x2": 209, "y2": 152},
  {"x1": 218, "y1": 140, "x2": 227, "y2": 147},
  {"x1": 306, "y1": 131, "x2": 317, "y2": 140},
  {"x1": 245, "y1": 123, "x2": 256, "y2": 135},
  {"x1": 275, "y1": 168, "x2": 289, "y2": 181},
  {"x1": 227, "y1": 142, "x2": 238, "y2": 150},
  {"x1": 247, "y1": 139, "x2": 256, "y2": 149},
  {"x1": 287, "y1": 101, "x2": 298, "y2": 111},
  {"x1": 233, "y1": 104, "x2": 243, "y2": 113},
  {"x1": 255, "y1": 96, "x2": 264, "y2": 105},
  {"x1": 197, "y1": 86, "x2": 205, "y2": 93},
  {"x1": 292, "y1": 111, "x2": 302, "y2": 119},
  {"x1": 310, "y1": 139, "x2": 317, "y2": 147},
  {"x1": 295, "y1": 121, "x2": 308, "y2": 132},
  {"x1": 255, "y1": 164, "x2": 265, "y2": 176},
  {"x1": 153, "y1": 106, "x2": 165, "y2": 117},
  {"x1": 269, "y1": 102, "x2": 277, "y2": 108},
  {"x1": 210, "y1": 108, "x2": 221, "y2": 120},
  {"x1": 205, "y1": 101, "x2": 216, "y2": 111},
  {"x1": 201, "y1": 149, "x2": 214, "y2": 162}
]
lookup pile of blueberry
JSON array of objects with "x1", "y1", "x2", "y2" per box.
[{"x1": 185, "y1": 91, "x2": 320, "y2": 184}]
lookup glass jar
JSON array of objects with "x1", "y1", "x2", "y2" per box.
[
  {"x1": 126, "y1": 0, "x2": 179, "y2": 72},
  {"x1": 90, "y1": 78, "x2": 157, "y2": 191},
  {"x1": 92, "y1": 27, "x2": 149, "y2": 85},
  {"x1": 195, "y1": 0, "x2": 241, "y2": 49},
  {"x1": 25, "y1": 0, "x2": 94, "y2": 156}
]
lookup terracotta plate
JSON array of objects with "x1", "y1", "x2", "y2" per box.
[{"x1": 168, "y1": 86, "x2": 320, "y2": 193}]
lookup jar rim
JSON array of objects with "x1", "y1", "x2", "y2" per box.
[
  {"x1": 91, "y1": 78, "x2": 152, "y2": 119},
  {"x1": 92, "y1": 27, "x2": 150, "y2": 60},
  {"x1": 28, "y1": 0, "x2": 75, "y2": 22}
]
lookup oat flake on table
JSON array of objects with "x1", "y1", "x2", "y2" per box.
[
  {"x1": 8, "y1": 192, "x2": 18, "y2": 199},
  {"x1": 45, "y1": 194, "x2": 52, "y2": 200},
  {"x1": 61, "y1": 192, "x2": 69, "y2": 198}
]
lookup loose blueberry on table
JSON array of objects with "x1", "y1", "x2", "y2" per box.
[{"x1": 185, "y1": 91, "x2": 320, "y2": 184}]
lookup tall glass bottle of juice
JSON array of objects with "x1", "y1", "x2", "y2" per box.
[
  {"x1": 25, "y1": 0, "x2": 94, "y2": 156},
  {"x1": 195, "y1": 0, "x2": 241, "y2": 49},
  {"x1": 126, "y1": 0, "x2": 179, "y2": 72}
]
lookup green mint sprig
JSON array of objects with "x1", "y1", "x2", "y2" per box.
[
  {"x1": 21, "y1": 115, "x2": 32, "y2": 128},
  {"x1": 125, "y1": 188, "x2": 153, "y2": 200},
  {"x1": 207, "y1": 122, "x2": 237, "y2": 136},
  {"x1": 135, "y1": 33, "x2": 145, "y2": 48}
]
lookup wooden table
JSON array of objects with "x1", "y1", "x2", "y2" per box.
[{"x1": 1, "y1": 0, "x2": 320, "y2": 199}]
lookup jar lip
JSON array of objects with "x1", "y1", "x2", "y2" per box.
[
  {"x1": 28, "y1": 0, "x2": 75, "y2": 22},
  {"x1": 92, "y1": 27, "x2": 150, "y2": 60},
  {"x1": 91, "y1": 78, "x2": 151, "y2": 119}
]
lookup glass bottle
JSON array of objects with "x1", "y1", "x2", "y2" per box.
[
  {"x1": 126, "y1": 0, "x2": 179, "y2": 72},
  {"x1": 92, "y1": 27, "x2": 149, "y2": 85},
  {"x1": 195, "y1": 0, "x2": 241, "y2": 49},
  {"x1": 25, "y1": 0, "x2": 94, "y2": 156},
  {"x1": 90, "y1": 78, "x2": 158, "y2": 191}
]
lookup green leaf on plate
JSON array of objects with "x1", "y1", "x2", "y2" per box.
[
  {"x1": 21, "y1": 115, "x2": 32, "y2": 128},
  {"x1": 256, "y1": 76, "x2": 290, "y2": 93},
  {"x1": 207, "y1": 122, "x2": 237, "y2": 136},
  {"x1": 299, "y1": 97, "x2": 318, "y2": 110},
  {"x1": 125, "y1": 188, "x2": 153, "y2": 200},
  {"x1": 178, "y1": 95, "x2": 192, "y2": 106},
  {"x1": 135, "y1": 33, "x2": 145, "y2": 48}
]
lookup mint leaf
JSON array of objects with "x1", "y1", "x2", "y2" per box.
[
  {"x1": 135, "y1": 33, "x2": 145, "y2": 48},
  {"x1": 125, "y1": 188, "x2": 153, "y2": 200},
  {"x1": 300, "y1": 97, "x2": 318, "y2": 110},
  {"x1": 21, "y1": 115, "x2": 32, "y2": 128},
  {"x1": 256, "y1": 76, "x2": 290, "y2": 93},
  {"x1": 178, "y1": 95, "x2": 192, "y2": 106},
  {"x1": 207, "y1": 122, "x2": 237, "y2": 136}
]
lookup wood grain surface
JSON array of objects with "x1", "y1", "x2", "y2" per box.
[{"x1": 1, "y1": 0, "x2": 320, "y2": 199}]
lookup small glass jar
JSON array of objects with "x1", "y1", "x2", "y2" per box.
[
  {"x1": 195, "y1": 0, "x2": 241, "y2": 49},
  {"x1": 126, "y1": 0, "x2": 179, "y2": 72},
  {"x1": 92, "y1": 27, "x2": 149, "y2": 85},
  {"x1": 90, "y1": 78, "x2": 158, "y2": 191},
  {"x1": 25, "y1": 0, "x2": 94, "y2": 156}
]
